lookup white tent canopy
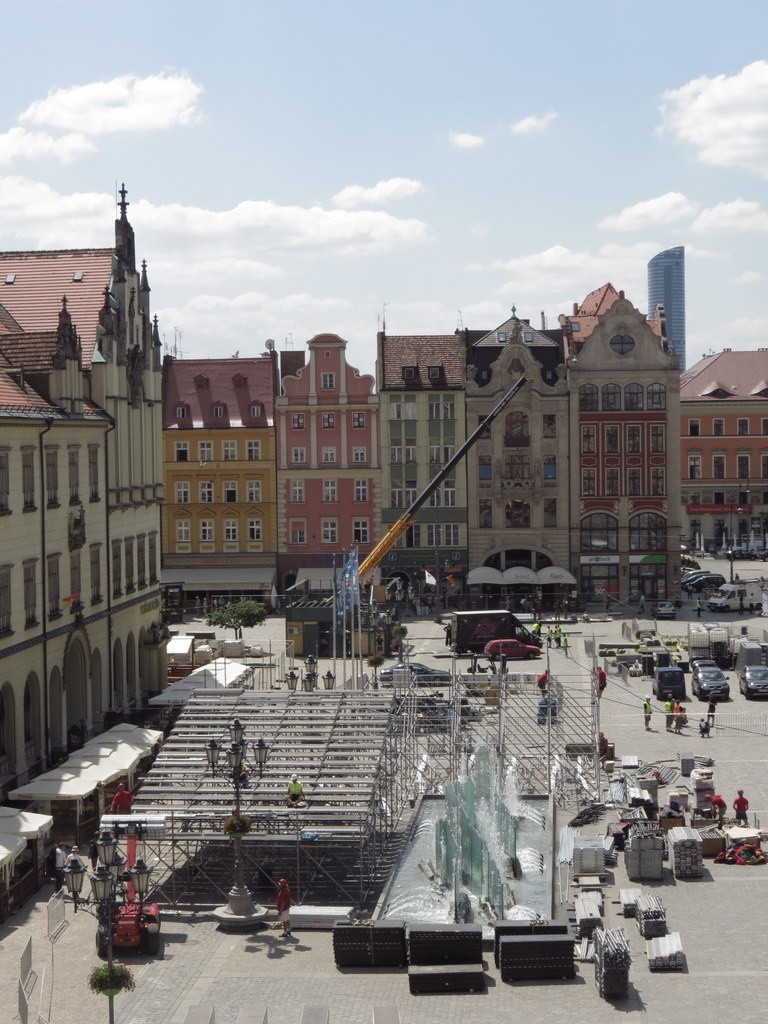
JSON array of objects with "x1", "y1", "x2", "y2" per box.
[
  {"x1": 0, "y1": 833, "x2": 26, "y2": 878},
  {"x1": 167, "y1": 634, "x2": 195, "y2": 659},
  {"x1": 468, "y1": 565, "x2": 577, "y2": 585},
  {"x1": 0, "y1": 807, "x2": 52, "y2": 839},
  {"x1": 149, "y1": 659, "x2": 251, "y2": 707}
]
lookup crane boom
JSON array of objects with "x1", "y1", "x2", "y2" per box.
[{"x1": 359, "y1": 374, "x2": 528, "y2": 579}]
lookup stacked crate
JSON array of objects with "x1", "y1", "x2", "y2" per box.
[
  {"x1": 574, "y1": 893, "x2": 603, "y2": 938},
  {"x1": 332, "y1": 920, "x2": 407, "y2": 969},
  {"x1": 624, "y1": 831, "x2": 664, "y2": 881},
  {"x1": 497, "y1": 932, "x2": 576, "y2": 981},
  {"x1": 407, "y1": 924, "x2": 484, "y2": 994},
  {"x1": 594, "y1": 928, "x2": 631, "y2": 998},
  {"x1": 493, "y1": 921, "x2": 569, "y2": 968},
  {"x1": 667, "y1": 827, "x2": 704, "y2": 878}
]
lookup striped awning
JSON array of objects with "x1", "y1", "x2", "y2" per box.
[{"x1": 160, "y1": 568, "x2": 275, "y2": 591}]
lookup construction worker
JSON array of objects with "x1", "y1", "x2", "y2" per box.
[
  {"x1": 554, "y1": 625, "x2": 562, "y2": 649},
  {"x1": 642, "y1": 696, "x2": 652, "y2": 731},
  {"x1": 561, "y1": 633, "x2": 569, "y2": 657},
  {"x1": 286, "y1": 775, "x2": 305, "y2": 807}
]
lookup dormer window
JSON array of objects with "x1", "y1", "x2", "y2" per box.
[
  {"x1": 194, "y1": 374, "x2": 210, "y2": 389},
  {"x1": 523, "y1": 331, "x2": 533, "y2": 343},
  {"x1": 428, "y1": 366, "x2": 442, "y2": 381},
  {"x1": 175, "y1": 405, "x2": 188, "y2": 419},
  {"x1": 250, "y1": 403, "x2": 262, "y2": 417},
  {"x1": 233, "y1": 373, "x2": 248, "y2": 388},
  {"x1": 212, "y1": 404, "x2": 225, "y2": 419},
  {"x1": 497, "y1": 331, "x2": 507, "y2": 343},
  {"x1": 403, "y1": 366, "x2": 417, "y2": 381}
]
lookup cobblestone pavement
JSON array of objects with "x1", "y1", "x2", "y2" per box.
[{"x1": 5, "y1": 598, "x2": 768, "y2": 1022}]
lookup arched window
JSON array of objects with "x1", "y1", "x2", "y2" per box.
[
  {"x1": 579, "y1": 384, "x2": 598, "y2": 411},
  {"x1": 624, "y1": 383, "x2": 644, "y2": 410},
  {"x1": 647, "y1": 383, "x2": 666, "y2": 410},
  {"x1": 505, "y1": 500, "x2": 530, "y2": 528},
  {"x1": 581, "y1": 513, "x2": 618, "y2": 552},
  {"x1": 630, "y1": 512, "x2": 667, "y2": 551},
  {"x1": 602, "y1": 384, "x2": 621, "y2": 411},
  {"x1": 504, "y1": 411, "x2": 529, "y2": 447}
]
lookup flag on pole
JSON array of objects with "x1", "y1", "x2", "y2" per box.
[
  {"x1": 424, "y1": 570, "x2": 436, "y2": 586},
  {"x1": 342, "y1": 548, "x2": 359, "y2": 609}
]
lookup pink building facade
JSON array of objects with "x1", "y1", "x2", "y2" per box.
[{"x1": 275, "y1": 334, "x2": 380, "y2": 592}]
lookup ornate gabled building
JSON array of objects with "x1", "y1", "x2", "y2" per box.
[
  {"x1": 161, "y1": 353, "x2": 279, "y2": 605},
  {"x1": 0, "y1": 187, "x2": 164, "y2": 785},
  {"x1": 464, "y1": 310, "x2": 575, "y2": 605},
  {"x1": 565, "y1": 284, "x2": 681, "y2": 602}
]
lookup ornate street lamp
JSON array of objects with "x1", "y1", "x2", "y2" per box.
[
  {"x1": 323, "y1": 669, "x2": 335, "y2": 690},
  {"x1": 285, "y1": 669, "x2": 298, "y2": 691},
  {"x1": 303, "y1": 654, "x2": 318, "y2": 691},
  {"x1": 206, "y1": 719, "x2": 270, "y2": 930},
  {"x1": 63, "y1": 833, "x2": 154, "y2": 1024}
]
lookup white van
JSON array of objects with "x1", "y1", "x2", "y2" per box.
[{"x1": 708, "y1": 580, "x2": 766, "y2": 612}]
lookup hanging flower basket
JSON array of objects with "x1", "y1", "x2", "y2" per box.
[
  {"x1": 223, "y1": 813, "x2": 252, "y2": 838},
  {"x1": 88, "y1": 962, "x2": 136, "y2": 996}
]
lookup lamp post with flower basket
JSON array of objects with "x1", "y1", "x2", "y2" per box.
[
  {"x1": 206, "y1": 718, "x2": 270, "y2": 929},
  {"x1": 63, "y1": 831, "x2": 153, "y2": 1024}
]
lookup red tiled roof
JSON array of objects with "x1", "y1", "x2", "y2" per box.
[
  {"x1": 0, "y1": 371, "x2": 54, "y2": 416},
  {"x1": 0, "y1": 330, "x2": 58, "y2": 372},
  {"x1": 162, "y1": 356, "x2": 275, "y2": 428},
  {"x1": 0, "y1": 249, "x2": 113, "y2": 368},
  {"x1": 379, "y1": 334, "x2": 465, "y2": 389},
  {"x1": 681, "y1": 350, "x2": 768, "y2": 401}
]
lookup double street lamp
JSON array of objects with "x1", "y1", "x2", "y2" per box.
[
  {"x1": 63, "y1": 831, "x2": 153, "y2": 1024},
  {"x1": 206, "y1": 718, "x2": 269, "y2": 929}
]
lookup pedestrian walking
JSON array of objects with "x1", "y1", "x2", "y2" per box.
[
  {"x1": 554, "y1": 625, "x2": 562, "y2": 649},
  {"x1": 276, "y1": 877, "x2": 293, "y2": 938},
  {"x1": 88, "y1": 833, "x2": 99, "y2": 870},
  {"x1": 639, "y1": 594, "x2": 646, "y2": 614},
  {"x1": 642, "y1": 695, "x2": 653, "y2": 731},
  {"x1": 65, "y1": 845, "x2": 86, "y2": 872},
  {"x1": 597, "y1": 667, "x2": 607, "y2": 697},
  {"x1": 696, "y1": 598, "x2": 703, "y2": 618},
  {"x1": 51, "y1": 843, "x2": 67, "y2": 891},
  {"x1": 707, "y1": 697, "x2": 717, "y2": 730},
  {"x1": 673, "y1": 700, "x2": 684, "y2": 734},
  {"x1": 664, "y1": 694, "x2": 674, "y2": 732},
  {"x1": 561, "y1": 633, "x2": 569, "y2": 657},
  {"x1": 733, "y1": 789, "x2": 749, "y2": 825}
]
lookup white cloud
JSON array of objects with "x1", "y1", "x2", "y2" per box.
[
  {"x1": 0, "y1": 127, "x2": 95, "y2": 165},
  {"x1": 469, "y1": 224, "x2": 488, "y2": 238},
  {"x1": 659, "y1": 61, "x2": 768, "y2": 178},
  {"x1": 510, "y1": 112, "x2": 557, "y2": 135},
  {"x1": 331, "y1": 177, "x2": 423, "y2": 209},
  {"x1": 600, "y1": 192, "x2": 699, "y2": 231},
  {"x1": 449, "y1": 131, "x2": 485, "y2": 148},
  {"x1": 19, "y1": 72, "x2": 204, "y2": 135},
  {"x1": 692, "y1": 199, "x2": 768, "y2": 233},
  {"x1": 731, "y1": 270, "x2": 763, "y2": 284}
]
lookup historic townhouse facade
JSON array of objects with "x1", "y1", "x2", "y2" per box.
[
  {"x1": 464, "y1": 312, "x2": 574, "y2": 607},
  {"x1": 276, "y1": 334, "x2": 379, "y2": 594},
  {"x1": 376, "y1": 332, "x2": 467, "y2": 602},
  {"x1": 566, "y1": 285, "x2": 681, "y2": 603},
  {"x1": 0, "y1": 190, "x2": 164, "y2": 783},
  {"x1": 680, "y1": 350, "x2": 768, "y2": 553},
  {"x1": 161, "y1": 354, "x2": 279, "y2": 606}
]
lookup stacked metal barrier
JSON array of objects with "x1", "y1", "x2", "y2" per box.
[{"x1": 594, "y1": 928, "x2": 631, "y2": 998}]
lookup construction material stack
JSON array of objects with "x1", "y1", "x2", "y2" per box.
[
  {"x1": 573, "y1": 836, "x2": 606, "y2": 876},
  {"x1": 574, "y1": 892, "x2": 603, "y2": 938},
  {"x1": 647, "y1": 933, "x2": 686, "y2": 971},
  {"x1": 492, "y1": 921, "x2": 570, "y2": 968},
  {"x1": 593, "y1": 928, "x2": 631, "y2": 998},
  {"x1": 667, "y1": 827, "x2": 704, "y2": 878},
  {"x1": 635, "y1": 895, "x2": 667, "y2": 938},
  {"x1": 624, "y1": 826, "x2": 664, "y2": 881},
  {"x1": 407, "y1": 924, "x2": 484, "y2": 994}
]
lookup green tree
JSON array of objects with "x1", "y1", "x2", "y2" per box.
[{"x1": 206, "y1": 600, "x2": 268, "y2": 639}]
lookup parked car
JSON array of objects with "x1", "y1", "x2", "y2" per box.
[
  {"x1": 738, "y1": 665, "x2": 768, "y2": 699},
  {"x1": 653, "y1": 601, "x2": 677, "y2": 619},
  {"x1": 688, "y1": 573, "x2": 727, "y2": 592},
  {"x1": 691, "y1": 665, "x2": 730, "y2": 700},
  {"x1": 379, "y1": 661, "x2": 452, "y2": 685},
  {"x1": 484, "y1": 638, "x2": 542, "y2": 661},
  {"x1": 652, "y1": 666, "x2": 686, "y2": 699}
]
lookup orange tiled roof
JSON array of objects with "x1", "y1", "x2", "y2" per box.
[{"x1": 0, "y1": 249, "x2": 113, "y2": 368}]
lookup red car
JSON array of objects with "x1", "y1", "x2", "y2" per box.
[{"x1": 483, "y1": 638, "x2": 541, "y2": 660}]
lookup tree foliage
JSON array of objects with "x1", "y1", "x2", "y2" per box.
[{"x1": 206, "y1": 600, "x2": 268, "y2": 638}]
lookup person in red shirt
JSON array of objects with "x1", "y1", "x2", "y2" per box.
[
  {"x1": 704, "y1": 793, "x2": 727, "y2": 826},
  {"x1": 733, "y1": 789, "x2": 749, "y2": 825},
  {"x1": 110, "y1": 783, "x2": 133, "y2": 814},
  {"x1": 275, "y1": 877, "x2": 293, "y2": 938}
]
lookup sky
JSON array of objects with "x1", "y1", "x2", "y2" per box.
[{"x1": 2, "y1": 1, "x2": 768, "y2": 376}]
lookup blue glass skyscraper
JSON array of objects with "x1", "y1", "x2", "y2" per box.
[{"x1": 647, "y1": 246, "x2": 686, "y2": 369}]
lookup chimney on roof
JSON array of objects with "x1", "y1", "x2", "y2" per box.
[{"x1": 573, "y1": 303, "x2": 578, "y2": 315}]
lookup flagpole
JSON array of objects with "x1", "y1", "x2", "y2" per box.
[
  {"x1": 341, "y1": 550, "x2": 347, "y2": 688},
  {"x1": 332, "y1": 554, "x2": 338, "y2": 683}
]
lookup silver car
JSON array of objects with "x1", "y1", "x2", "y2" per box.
[{"x1": 739, "y1": 665, "x2": 768, "y2": 699}]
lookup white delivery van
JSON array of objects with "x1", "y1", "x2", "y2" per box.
[{"x1": 708, "y1": 580, "x2": 765, "y2": 612}]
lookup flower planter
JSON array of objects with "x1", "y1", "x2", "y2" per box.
[{"x1": 102, "y1": 987, "x2": 122, "y2": 997}]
